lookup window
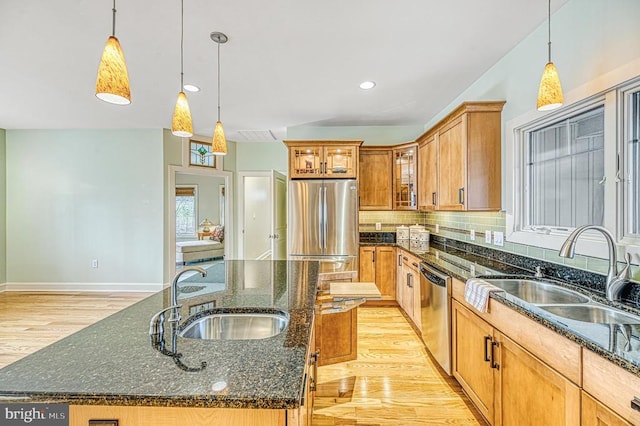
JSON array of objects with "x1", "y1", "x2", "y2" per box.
[
  {"x1": 526, "y1": 106, "x2": 605, "y2": 230},
  {"x1": 624, "y1": 87, "x2": 640, "y2": 236},
  {"x1": 176, "y1": 186, "x2": 197, "y2": 237}
]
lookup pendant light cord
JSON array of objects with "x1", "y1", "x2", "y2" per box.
[
  {"x1": 180, "y1": 0, "x2": 184, "y2": 90},
  {"x1": 217, "y1": 41, "x2": 221, "y2": 122},
  {"x1": 547, "y1": 0, "x2": 552, "y2": 63},
  {"x1": 111, "y1": 0, "x2": 116, "y2": 37}
]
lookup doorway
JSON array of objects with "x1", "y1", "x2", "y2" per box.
[
  {"x1": 238, "y1": 171, "x2": 287, "y2": 260},
  {"x1": 168, "y1": 165, "x2": 233, "y2": 280}
]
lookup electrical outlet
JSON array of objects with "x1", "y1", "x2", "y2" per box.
[
  {"x1": 470, "y1": 229, "x2": 475, "y2": 241},
  {"x1": 485, "y1": 231, "x2": 492, "y2": 244},
  {"x1": 375, "y1": 222, "x2": 382, "y2": 230},
  {"x1": 435, "y1": 224, "x2": 440, "y2": 233},
  {"x1": 469, "y1": 264, "x2": 476, "y2": 276},
  {"x1": 494, "y1": 231, "x2": 504, "y2": 246},
  {"x1": 91, "y1": 259, "x2": 99, "y2": 268}
]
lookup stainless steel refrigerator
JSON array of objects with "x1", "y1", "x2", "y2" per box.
[{"x1": 288, "y1": 179, "x2": 358, "y2": 266}]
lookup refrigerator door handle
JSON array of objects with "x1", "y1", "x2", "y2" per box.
[
  {"x1": 322, "y1": 186, "x2": 328, "y2": 251},
  {"x1": 318, "y1": 186, "x2": 324, "y2": 250}
]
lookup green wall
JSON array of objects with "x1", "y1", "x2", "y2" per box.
[
  {"x1": 6, "y1": 129, "x2": 164, "y2": 288},
  {"x1": 235, "y1": 142, "x2": 287, "y2": 173},
  {"x1": 0, "y1": 129, "x2": 6, "y2": 285}
]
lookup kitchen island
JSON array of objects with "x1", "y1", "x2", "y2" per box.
[{"x1": 0, "y1": 260, "x2": 319, "y2": 426}]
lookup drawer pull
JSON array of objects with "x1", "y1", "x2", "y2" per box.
[{"x1": 631, "y1": 397, "x2": 640, "y2": 412}]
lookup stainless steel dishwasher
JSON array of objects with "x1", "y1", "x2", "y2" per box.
[{"x1": 419, "y1": 262, "x2": 452, "y2": 375}]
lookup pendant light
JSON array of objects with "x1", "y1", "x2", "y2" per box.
[
  {"x1": 171, "y1": 0, "x2": 193, "y2": 137},
  {"x1": 95, "y1": 0, "x2": 131, "y2": 105},
  {"x1": 210, "y1": 32, "x2": 228, "y2": 156},
  {"x1": 536, "y1": 0, "x2": 563, "y2": 111}
]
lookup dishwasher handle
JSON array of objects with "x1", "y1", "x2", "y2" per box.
[{"x1": 419, "y1": 262, "x2": 449, "y2": 287}]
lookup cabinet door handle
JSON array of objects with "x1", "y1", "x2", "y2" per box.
[
  {"x1": 491, "y1": 341, "x2": 500, "y2": 369},
  {"x1": 432, "y1": 192, "x2": 437, "y2": 206},
  {"x1": 398, "y1": 254, "x2": 403, "y2": 267},
  {"x1": 631, "y1": 397, "x2": 640, "y2": 412},
  {"x1": 310, "y1": 350, "x2": 319, "y2": 392},
  {"x1": 459, "y1": 187, "x2": 465, "y2": 205},
  {"x1": 407, "y1": 273, "x2": 413, "y2": 288},
  {"x1": 483, "y1": 335, "x2": 492, "y2": 362},
  {"x1": 372, "y1": 250, "x2": 376, "y2": 263}
]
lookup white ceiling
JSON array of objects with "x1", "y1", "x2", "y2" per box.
[{"x1": 0, "y1": 0, "x2": 568, "y2": 142}]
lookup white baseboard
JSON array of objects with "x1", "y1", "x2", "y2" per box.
[{"x1": 1, "y1": 282, "x2": 163, "y2": 293}]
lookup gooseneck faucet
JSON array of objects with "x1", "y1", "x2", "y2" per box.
[
  {"x1": 558, "y1": 225, "x2": 629, "y2": 301},
  {"x1": 169, "y1": 266, "x2": 207, "y2": 322}
]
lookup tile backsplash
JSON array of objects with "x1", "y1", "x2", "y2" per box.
[{"x1": 359, "y1": 210, "x2": 640, "y2": 283}]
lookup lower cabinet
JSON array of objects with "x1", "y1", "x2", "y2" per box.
[
  {"x1": 452, "y1": 298, "x2": 580, "y2": 426},
  {"x1": 452, "y1": 300, "x2": 495, "y2": 422},
  {"x1": 582, "y1": 348, "x2": 640, "y2": 425},
  {"x1": 314, "y1": 308, "x2": 357, "y2": 366},
  {"x1": 359, "y1": 245, "x2": 396, "y2": 303},
  {"x1": 70, "y1": 405, "x2": 289, "y2": 426},
  {"x1": 582, "y1": 391, "x2": 632, "y2": 426},
  {"x1": 395, "y1": 249, "x2": 421, "y2": 331}
]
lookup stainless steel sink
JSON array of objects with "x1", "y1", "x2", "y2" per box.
[
  {"x1": 539, "y1": 304, "x2": 640, "y2": 324},
  {"x1": 179, "y1": 310, "x2": 290, "y2": 340},
  {"x1": 481, "y1": 279, "x2": 590, "y2": 304}
]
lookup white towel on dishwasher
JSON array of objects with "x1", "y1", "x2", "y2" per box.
[{"x1": 464, "y1": 278, "x2": 501, "y2": 313}]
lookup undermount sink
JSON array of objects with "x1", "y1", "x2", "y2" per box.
[
  {"x1": 481, "y1": 279, "x2": 590, "y2": 304},
  {"x1": 179, "y1": 310, "x2": 290, "y2": 340},
  {"x1": 539, "y1": 304, "x2": 640, "y2": 325}
]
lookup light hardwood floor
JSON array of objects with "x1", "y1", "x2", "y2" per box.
[
  {"x1": 0, "y1": 291, "x2": 152, "y2": 369},
  {"x1": 313, "y1": 307, "x2": 485, "y2": 425},
  {"x1": 0, "y1": 294, "x2": 484, "y2": 425}
]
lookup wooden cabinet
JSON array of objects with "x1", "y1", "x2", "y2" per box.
[
  {"x1": 416, "y1": 101, "x2": 505, "y2": 211},
  {"x1": 396, "y1": 250, "x2": 421, "y2": 330},
  {"x1": 359, "y1": 245, "x2": 396, "y2": 303},
  {"x1": 451, "y1": 278, "x2": 582, "y2": 426},
  {"x1": 582, "y1": 392, "x2": 632, "y2": 426},
  {"x1": 582, "y1": 349, "x2": 640, "y2": 425},
  {"x1": 359, "y1": 148, "x2": 393, "y2": 210},
  {"x1": 417, "y1": 134, "x2": 437, "y2": 211},
  {"x1": 315, "y1": 274, "x2": 357, "y2": 366},
  {"x1": 452, "y1": 300, "x2": 496, "y2": 423},
  {"x1": 393, "y1": 143, "x2": 418, "y2": 210},
  {"x1": 494, "y1": 331, "x2": 580, "y2": 426},
  {"x1": 284, "y1": 140, "x2": 362, "y2": 179}
]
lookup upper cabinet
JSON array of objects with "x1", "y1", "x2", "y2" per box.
[
  {"x1": 359, "y1": 147, "x2": 393, "y2": 210},
  {"x1": 393, "y1": 143, "x2": 418, "y2": 210},
  {"x1": 417, "y1": 101, "x2": 505, "y2": 211},
  {"x1": 284, "y1": 140, "x2": 362, "y2": 179}
]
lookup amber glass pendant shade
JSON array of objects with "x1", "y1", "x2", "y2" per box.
[
  {"x1": 171, "y1": 92, "x2": 193, "y2": 137},
  {"x1": 95, "y1": 36, "x2": 131, "y2": 105},
  {"x1": 211, "y1": 121, "x2": 227, "y2": 155},
  {"x1": 537, "y1": 61, "x2": 563, "y2": 111}
]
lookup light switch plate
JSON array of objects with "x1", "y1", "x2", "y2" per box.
[
  {"x1": 435, "y1": 224, "x2": 440, "y2": 233},
  {"x1": 470, "y1": 229, "x2": 475, "y2": 241},
  {"x1": 375, "y1": 222, "x2": 382, "y2": 230},
  {"x1": 485, "y1": 231, "x2": 492, "y2": 244},
  {"x1": 494, "y1": 231, "x2": 504, "y2": 246}
]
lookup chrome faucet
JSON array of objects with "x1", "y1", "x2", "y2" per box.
[
  {"x1": 169, "y1": 266, "x2": 207, "y2": 322},
  {"x1": 558, "y1": 225, "x2": 629, "y2": 301}
]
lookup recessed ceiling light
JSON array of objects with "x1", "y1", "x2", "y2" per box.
[
  {"x1": 359, "y1": 81, "x2": 376, "y2": 90},
  {"x1": 183, "y1": 84, "x2": 200, "y2": 92}
]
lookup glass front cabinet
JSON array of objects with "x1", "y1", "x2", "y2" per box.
[
  {"x1": 393, "y1": 143, "x2": 418, "y2": 210},
  {"x1": 284, "y1": 140, "x2": 362, "y2": 179}
]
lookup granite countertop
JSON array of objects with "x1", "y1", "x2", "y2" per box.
[
  {"x1": 385, "y1": 239, "x2": 640, "y2": 377},
  {"x1": 0, "y1": 260, "x2": 319, "y2": 409}
]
